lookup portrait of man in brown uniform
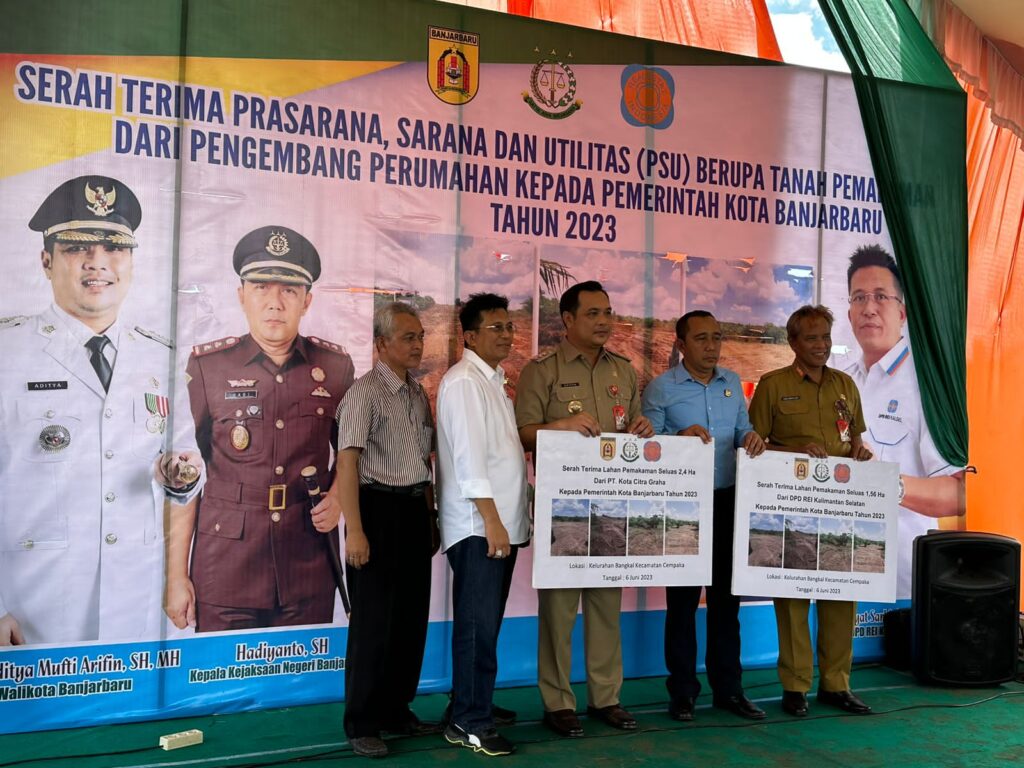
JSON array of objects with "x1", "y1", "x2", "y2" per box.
[{"x1": 165, "y1": 225, "x2": 354, "y2": 632}]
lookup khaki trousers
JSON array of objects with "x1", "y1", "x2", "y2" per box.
[
  {"x1": 537, "y1": 586, "x2": 623, "y2": 712},
  {"x1": 774, "y1": 598, "x2": 856, "y2": 693}
]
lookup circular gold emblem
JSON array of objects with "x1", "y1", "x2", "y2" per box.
[
  {"x1": 311, "y1": 367, "x2": 326, "y2": 382},
  {"x1": 177, "y1": 463, "x2": 200, "y2": 484},
  {"x1": 568, "y1": 400, "x2": 583, "y2": 414},
  {"x1": 230, "y1": 424, "x2": 251, "y2": 451}
]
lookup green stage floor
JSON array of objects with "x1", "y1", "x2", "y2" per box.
[{"x1": 3, "y1": 665, "x2": 1023, "y2": 768}]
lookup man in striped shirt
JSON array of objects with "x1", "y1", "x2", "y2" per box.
[{"x1": 333, "y1": 302, "x2": 439, "y2": 758}]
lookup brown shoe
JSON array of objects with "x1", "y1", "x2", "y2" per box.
[
  {"x1": 586, "y1": 704, "x2": 638, "y2": 730},
  {"x1": 542, "y1": 709, "x2": 584, "y2": 737},
  {"x1": 350, "y1": 736, "x2": 388, "y2": 758}
]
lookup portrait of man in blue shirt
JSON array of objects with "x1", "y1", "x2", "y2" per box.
[{"x1": 641, "y1": 310, "x2": 766, "y2": 722}]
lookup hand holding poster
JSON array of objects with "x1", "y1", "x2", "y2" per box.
[
  {"x1": 532, "y1": 430, "x2": 714, "y2": 588},
  {"x1": 732, "y1": 451, "x2": 899, "y2": 603}
]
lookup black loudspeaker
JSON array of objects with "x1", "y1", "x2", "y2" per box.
[{"x1": 912, "y1": 531, "x2": 1021, "y2": 686}]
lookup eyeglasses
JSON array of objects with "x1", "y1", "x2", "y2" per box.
[
  {"x1": 478, "y1": 322, "x2": 517, "y2": 334},
  {"x1": 849, "y1": 292, "x2": 903, "y2": 306}
]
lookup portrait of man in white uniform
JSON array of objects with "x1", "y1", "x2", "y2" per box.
[
  {"x1": 834, "y1": 244, "x2": 965, "y2": 600},
  {"x1": 0, "y1": 175, "x2": 203, "y2": 646}
]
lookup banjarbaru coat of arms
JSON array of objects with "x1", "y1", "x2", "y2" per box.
[
  {"x1": 428, "y1": 26, "x2": 480, "y2": 105},
  {"x1": 524, "y1": 48, "x2": 582, "y2": 120}
]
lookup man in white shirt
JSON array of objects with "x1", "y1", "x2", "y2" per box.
[
  {"x1": 835, "y1": 245, "x2": 965, "y2": 599},
  {"x1": 437, "y1": 293, "x2": 530, "y2": 757}
]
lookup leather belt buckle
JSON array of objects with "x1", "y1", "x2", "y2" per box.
[{"x1": 269, "y1": 484, "x2": 287, "y2": 511}]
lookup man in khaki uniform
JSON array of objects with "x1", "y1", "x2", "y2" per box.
[
  {"x1": 749, "y1": 305, "x2": 874, "y2": 718},
  {"x1": 515, "y1": 280, "x2": 653, "y2": 737}
]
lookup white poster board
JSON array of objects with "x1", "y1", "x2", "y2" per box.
[
  {"x1": 532, "y1": 431, "x2": 714, "y2": 588},
  {"x1": 732, "y1": 451, "x2": 899, "y2": 602}
]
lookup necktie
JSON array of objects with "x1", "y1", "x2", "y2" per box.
[{"x1": 85, "y1": 335, "x2": 113, "y2": 392}]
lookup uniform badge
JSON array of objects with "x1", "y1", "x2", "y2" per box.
[
  {"x1": 608, "y1": 384, "x2": 620, "y2": 398},
  {"x1": 84, "y1": 182, "x2": 116, "y2": 217},
  {"x1": 39, "y1": 424, "x2": 71, "y2": 453},
  {"x1": 145, "y1": 393, "x2": 169, "y2": 434},
  {"x1": 230, "y1": 424, "x2": 251, "y2": 451},
  {"x1": 724, "y1": 389, "x2": 732, "y2": 398},
  {"x1": 524, "y1": 49, "x2": 582, "y2": 120},
  {"x1": 149, "y1": 377, "x2": 160, "y2": 389},
  {"x1": 311, "y1": 367, "x2": 326, "y2": 383},
  {"x1": 265, "y1": 231, "x2": 290, "y2": 256},
  {"x1": 599, "y1": 437, "x2": 616, "y2": 461},
  {"x1": 428, "y1": 26, "x2": 480, "y2": 105},
  {"x1": 612, "y1": 404, "x2": 627, "y2": 432},
  {"x1": 247, "y1": 404, "x2": 261, "y2": 416},
  {"x1": 887, "y1": 399, "x2": 898, "y2": 414},
  {"x1": 567, "y1": 399, "x2": 583, "y2": 414},
  {"x1": 229, "y1": 379, "x2": 257, "y2": 388},
  {"x1": 310, "y1": 386, "x2": 332, "y2": 398},
  {"x1": 42, "y1": 325, "x2": 56, "y2": 336},
  {"x1": 834, "y1": 397, "x2": 852, "y2": 443}
]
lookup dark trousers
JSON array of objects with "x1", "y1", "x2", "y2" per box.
[
  {"x1": 447, "y1": 536, "x2": 518, "y2": 732},
  {"x1": 196, "y1": 596, "x2": 332, "y2": 632},
  {"x1": 665, "y1": 486, "x2": 743, "y2": 702},
  {"x1": 343, "y1": 488, "x2": 433, "y2": 738}
]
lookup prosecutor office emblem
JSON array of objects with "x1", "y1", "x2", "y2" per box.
[
  {"x1": 265, "y1": 231, "x2": 290, "y2": 257},
  {"x1": 813, "y1": 461, "x2": 831, "y2": 483},
  {"x1": 621, "y1": 440, "x2": 640, "y2": 463},
  {"x1": 524, "y1": 49, "x2": 582, "y2": 120},
  {"x1": 620, "y1": 65, "x2": 675, "y2": 129},
  {"x1": 428, "y1": 26, "x2": 480, "y2": 105}
]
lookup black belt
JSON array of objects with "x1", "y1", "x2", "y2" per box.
[{"x1": 362, "y1": 481, "x2": 430, "y2": 497}]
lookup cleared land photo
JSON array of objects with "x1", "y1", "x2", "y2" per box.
[
  {"x1": 627, "y1": 500, "x2": 665, "y2": 556},
  {"x1": 551, "y1": 498, "x2": 590, "y2": 557},
  {"x1": 748, "y1": 513, "x2": 784, "y2": 567},
  {"x1": 853, "y1": 521, "x2": 886, "y2": 573},
  {"x1": 784, "y1": 516, "x2": 819, "y2": 570},
  {"x1": 590, "y1": 500, "x2": 628, "y2": 557}
]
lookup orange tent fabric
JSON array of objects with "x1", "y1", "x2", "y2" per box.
[
  {"x1": 511, "y1": 0, "x2": 782, "y2": 60},
  {"x1": 914, "y1": 0, "x2": 1024, "y2": 587}
]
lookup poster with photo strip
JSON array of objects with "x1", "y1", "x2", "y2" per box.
[
  {"x1": 732, "y1": 450, "x2": 899, "y2": 603},
  {"x1": 532, "y1": 431, "x2": 714, "y2": 588}
]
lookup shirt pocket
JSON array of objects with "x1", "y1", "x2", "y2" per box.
[
  {"x1": 299, "y1": 399, "x2": 335, "y2": 450},
  {"x1": 196, "y1": 496, "x2": 246, "y2": 541},
  {"x1": 0, "y1": 479, "x2": 68, "y2": 552},
  {"x1": 552, "y1": 385, "x2": 593, "y2": 420},
  {"x1": 868, "y1": 420, "x2": 909, "y2": 448},
  {"x1": 211, "y1": 402, "x2": 266, "y2": 463},
  {"x1": 16, "y1": 396, "x2": 82, "y2": 464},
  {"x1": 777, "y1": 398, "x2": 811, "y2": 416}
]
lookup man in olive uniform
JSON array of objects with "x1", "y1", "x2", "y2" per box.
[
  {"x1": 749, "y1": 305, "x2": 874, "y2": 717},
  {"x1": 167, "y1": 226, "x2": 354, "y2": 632},
  {"x1": 0, "y1": 175, "x2": 203, "y2": 646},
  {"x1": 515, "y1": 281, "x2": 654, "y2": 737}
]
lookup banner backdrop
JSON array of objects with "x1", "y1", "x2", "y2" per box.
[{"x1": 0, "y1": 0, "x2": 963, "y2": 734}]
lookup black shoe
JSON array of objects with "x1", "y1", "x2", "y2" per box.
[
  {"x1": 386, "y1": 712, "x2": 443, "y2": 736},
  {"x1": 444, "y1": 723, "x2": 516, "y2": 756},
  {"x1": 491, "y1": 704, "x2": 517, "y2": 727},
  {"x1": 586, "y1": 704, "x2": 638, "y2": 730},
  {"x1": 542, "y1": 709, "x2": 584, "y2": 737},
  {"x1": 668, "y1": 696, "x2": 696, "y2": 722},
  {"x1": 816, "y1": 689, "x2": 872, "y2": 715},
  {"x1": 350, "y1": 736, "x2": 388, "y2": 758},
  {"x1": 781, "y1": 690, "x2": 808, "y2": 717},
  {"x1": 713, "y1": 694, "x2": 766, "y2": 721},
  {"x1": 441, "y1": 702, "x2": 517, "y2": 728}
]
